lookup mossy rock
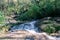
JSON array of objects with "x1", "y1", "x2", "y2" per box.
[
  {"x1": 40, "y1": 24, "x2": 56, "y2": 34},
  {"x1": 36, "y1": 18, "x2": 60, "y2": 34},
  {"x1": 0, "y1": 25, "x2": 10, "y2": 33}
]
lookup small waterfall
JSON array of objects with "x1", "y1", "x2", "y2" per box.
[
  {"x1": 9, "y1": 21, "x2": 40, "y2": 32},
  {"x1": 4, "y1": 20, "x2": 58, "y2": 40}
]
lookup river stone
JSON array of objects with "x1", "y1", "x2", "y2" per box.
[
  {"x1": 35, "y1": 17, "x2": 60, "y2": 33},
  {"x1": 0, "y1": 30, "x2": 56, "y2": 40}
]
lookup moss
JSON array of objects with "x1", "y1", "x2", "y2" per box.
[
  {"x1": 38, "y1": 19, "x2": 60, "y2": 34},
  {"x1": 0, "y1": 25, "x2": 10, "y2": 33}
]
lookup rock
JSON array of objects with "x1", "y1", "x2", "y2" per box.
[
  {"x1": 35, "y1": 17, "x2": 60, "y2": 33},
  {"x1": 0, "y1": 30, "x2": 56, "y2": 40},
  {"x1": 53, "y1": 17, "x2": 60, "y2": 23},
  {"x1": 50, "y1": 33, "x2": 60, "y2": 37},
  {"x1": 58, "y1": 31, "x2": 60, "y2": 34}
]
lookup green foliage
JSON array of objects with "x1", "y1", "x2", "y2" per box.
[
  {"x1": 0, "y1": 0, "x2": 60, "y2": 33},
  {"x1": 43, "y1": 24, "x2": 56, "y2": 34},
  {"x1": 0, "y1": 0, "x2": 59, "y2": 21},
  {"x1": 0, "y1": 11, "x2": 5, "y2": 26},
  {"x1": 39, "y1": 20, "x2": 60, "y2": 34},
  {"x1": 0, "y1": 25, "x2": 10, "y2": 33},
  {"x1": 54, "y1": 24, "x2": 60, "y2": 32},
  {"x1": 17, "y1": 4, "x2": 40, "y2": 21},
  {"x1": 16, "y1": 0, "x2": 56, "y2": 21}
]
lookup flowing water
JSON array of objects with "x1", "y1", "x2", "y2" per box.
[
  {"x1": 9, "y1": 21, "x2": 40, "y2": 32},
  {"x1": 9, "y1": 21, "x2": 60, "y2": 40}
]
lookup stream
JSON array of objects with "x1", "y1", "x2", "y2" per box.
[
  {"x1": 9, "y1": 20, "x2": 60, "y2": 40},
  {"x1": 9, "y1": 21, "x2": 40, "y2": 32}
]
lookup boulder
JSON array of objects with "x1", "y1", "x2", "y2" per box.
[
  {"x1": 35, "y1": 17, "x2": 60, "y2": 33},
  {"x1": 0, "y1": 30, "x2": 56, "y2": 40}
]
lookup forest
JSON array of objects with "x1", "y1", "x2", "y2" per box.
[{"x1": 0, "y1": 0, "x2": 60, "y2": 37}]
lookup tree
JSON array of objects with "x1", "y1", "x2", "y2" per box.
[{"x1": 14, "y1": 0, "x2": 57, "y2": 21}]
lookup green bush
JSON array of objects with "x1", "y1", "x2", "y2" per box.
[
  {"x1": 0, "y1": 0, "x2": 59, "y2": 21},
  {"x1": 15, "y1": 0, "x2": 56, "y2": 21},
  {"x1": 0, "y1": 11, "x2": 6, "y2": 26},
  {"x1": 17, "y1": 4, "x2": 40, "y2": 21}
]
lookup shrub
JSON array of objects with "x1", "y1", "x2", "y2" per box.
[
  {"x1": 15, "y1": 0, "x2": 56, "y2": 21},
  {"x1": 0, "y1": 11, "x2": 6, "y2": 26}
]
